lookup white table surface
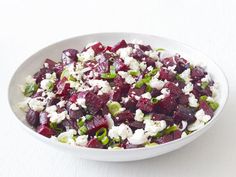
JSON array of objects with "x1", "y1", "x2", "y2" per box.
[{"x1": 1, "y1": 0, "x2": 236, "y2": 176}]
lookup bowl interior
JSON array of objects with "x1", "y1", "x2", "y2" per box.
[{"x1": 8, "y1": 33, "x2": 228, "y2": 161}]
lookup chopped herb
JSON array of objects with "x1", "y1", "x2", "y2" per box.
[
  {"x1": 68, "y1": 75, "x2": 77, "y2": 81},
  {"x1": 107, "y1": 101, "x2": 122, "y2": 116},
  {"x1": 151, "y1": 98, "x2": 158, "y2": 104},
  {"x1": 128, "y1": 70, "x2": 140, "y2": 77},
  {"x1": 146, "y1": 84, "x2": 153, "y2": 92},
  {"x1": 85, "y1": 114, "x2": 93, "y2": 121},
  {"x1": 199, "y1": 95, "x2": 208, "y2": 101},
  {"x1": 95, "y1": 128, "x2": 107, "y2": 141},
  {"x1": 135, "y1": 80, "x2": 144, "y2": 88},
  {"x1": 164, "y1": 125, "x2": 178, "y2": 134},
  {"x1": 145, "y1": 142, "x2": 158, "y2": 147},
  {"x1": 49, "y1": 122, "x2": 63, "y2": 134},
  {"x1": 155, "y1": 48, "x2": 165, "y2": 51},
  {"x1": 101, "y1": 136, "x2": 109, "y2": 145},
  {"x1": 145, "y1": 68, "x2": 159, "y2": 77},
  {"x1": 23, "y1": 83, "x2": 38, "y2": 97},
  {"x1": 110, "y1": 66, "x2": 116, "y2": 74},
  {"x1": 60, "y1": 69, "x2": 70, "y2": 79},
  {"x1": 79, "y1": 125, "x2": 88, "y2": 135},
  {"x1": 47, "y1": 81, "x2": 54, "y2": 91},
  {"x1": 101, "y1": 73, "x2": 117, "y2": 79},
  {"x1": 77, "y1": 118, "x2": 85, "y2": 127},
  {"x1": 209, "y1": 101, "x2": 219, "y2": 111},
  {"x1": 176, "y1": 74, "x2": 185, "y2": 82},
  {"x1": 201, "y1": 82, "x2": 209, "y2": 89}
]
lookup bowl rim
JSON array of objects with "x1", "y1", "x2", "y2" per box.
[{"x1": 8, "y1": 32, "x2": 229, "y2": 153}]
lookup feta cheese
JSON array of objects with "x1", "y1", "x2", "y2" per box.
[
  {"x1": 201, "y1": 74, "x2": 211, "y2": 82},
  {"x1": 49, "y1": 111, "x2": 67, "y2": 124},
  {"x1": 108, "y1": 123, "x2": 133, "y2": 140},
  {"x1": 187, "y1": 119, "x2": 204, "y2": 131},
  {"x1": 76, "y1": 98, "x2": 86, "y2": 109},
  {"x1": 118, "y1": 71, "x2": 136, "y2": 84},
  {"x1": 44, "y1": 63, "x2": 49, "y2": 68},
  {"x1": 128, "y1": 129, "x2": 148, "y2": 145},
  {"x1": 210, "y1": 83, "x2": 219, "y2": 98},
  {"x1": 28, "y1": 97, "x2": 46, "y2": 112},
  {"x1": 88, "y1": 79, "x2": 111, "y2": 94},
  {"x1": 147, "y1": 66, "x2": 153, "y2": 71},
  {"x1": 57, "y1": 129, "x2": 77, "y2": 144},
  {"x1": 57, "y1": 100, "x2": 66, "y2": 108},
  {"x1": 70, "y1": 103, "x2": 79, "y2": 111},
  {"x1": 195, "y1": 109, "x2": 211, "y2": 123},
  {"x1": 134, "y1": 109, "x2": 144, "y2": 122},
  {"x1": 77, "y1": 48, "x2": 95, "y2": 62},
  {"x1": 180, "y1": 120, "x2": 188, "y2": 131},
  {"x1": 45, "y1": 105, "x2": 57, "y2": 114},
  {"x1": 116, "y1": 47, "x2": 133, "y2": 58},
  {"x1": 180, "y1": 68, "x2": 191, "y2": 83},
  {"x1": 150, "y1": 78, "x2": 165, "y2": 90},
  {"x1": 40, "y1": 79, "x2": 52, "y2": 90},
  {"x1": 76, "y1": 135, "x2": 88, "y2": 146},
  {"x1": 182, "y1": 82, "x2": 193, "y2": 95},
  {"x1": 159, "y1": 50, "x2": 176, "y2": 59},
  {"x1": 188, "y1": 93, "x2": 199, "y2": 107},
  {"x1": 167, "y1": 65, "x2": 177, "y2": 73},
  {"x1": 105, "y1": 113, "x2": 114, "y2": 129},
  {"x1": 181, "y1": 132, "x2": 188, "y2": 138},
  {"x1": 141, "y1": 92, "x2": 152, "y2": 99},
  {"x1": 139, "y1": 62, "x2": 147, "y2": 71},
  {"x1": 144, "y1": 119, "x2": 166, "y2": 136}
]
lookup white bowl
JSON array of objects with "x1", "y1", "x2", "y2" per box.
[{"x1": 8, "y1": 32, "x2": 228, "y2": 162}]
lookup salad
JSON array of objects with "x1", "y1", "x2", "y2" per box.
[{"x1": 18, "y1": 40, "x2": 219, "y2": 149}]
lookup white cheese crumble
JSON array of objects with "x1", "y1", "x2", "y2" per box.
[
  {"x1": 108, "y1": 123, "x2": 133, "y2": 140},
  {"x1": 88, "y1": 79, "x2": 111, "y2": 95},
  {"x1": 182, "y1": 82, "x2": 193, "y2": 95},
  {"x1": 188, "y1": 93, "x2": 199, "y2": 107},
  {"x1": 201, "y1": 74, "x2": 211, "y2": 82},
  {"x1": 128, "y1": 129, "x2": 148, "y2": 145},
  {"x1": 118, "y1": 71, "x2": 136, "y2": 84},
  {"x1": 134, "y1": 109, "x2": 144, "y2": 122},
  {"x1": 167, "y1": 65, "x2": 177, "y2": 74},
  {"x1": 57, "y1": 100, "x2": 66, "y2": 108},
  {"x1": 181, "y1": 132, "x2": 188, "y2": 138},
  {"x1": 28, "y1": 97, "x2": 46, "y2": 112},
  {"x1": 210, "y1": 83, "x2": 219, "y2": 98},
  {"x1": 116, "y1": 47, "x2": 133, "y2": 58},
  {"x1": 76, "y1": 135, "x2": 88, "y2": 146},
  {"x1": 141, "y1": 92, "x2": 152, "y2": 99},
  {"x1": 150, "y1": 78, "x2": 165, "y2": 90},
  {"x1": 180, "y1": 68, "x2": 191, "y2": 83},
  {"x1": 70, "y1": 103, "x2": 79, "y2": 111},
  {"x1": 139, "y1": 61, "x2": 147, "y2": 71},
  {"x1": 105, "y1": 113, "x2": 114, "y2": 129},
  {"x1": 76, "y1": 98, "x2": 87, "y2": 109},
  {"x1": 144, "y1": 119, "x2": 166, "y2": 136},
  {"x1": 45, "y1": 105, "x2": 57, "y2": 114},
  {"x1": 49, "y1": 111, "x2": 67, "y2": 124},
  {"x1": 156, "y1": 88, "x2": 170, "y2": 100},
  {"x1": 77, "y1": 48, "x2": 95, "y2": 62},
  {"x1": 57, "y1": 129, "x2": 77, "y2": 145},
  {"x1": 188, "y1": 109, "x2": 211, "y2": 131}
]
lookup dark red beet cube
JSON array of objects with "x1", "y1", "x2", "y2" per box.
[
  {"x1": 157, "y1": 95, "x2": 177, "y2": 114},
  {"x1": 159, "y1": 68, "x2": 175, "y2": 81},
  {"x1": 156, "y1": 134, "x2": 173, "y2": 144},
  {"x1": 44, "y1": 59, "x2": 56, "y2": 70},
  {"x1": 152, "y1": 114, "x2": 174, "y2": 126},
  {"x1": 123, "y1": 97, "x2": 138, "y2": 112},
  {"x1": 173, "y1": 105, "x2": 196, "y2": 124},
  {"x1": 136, "y1": 98, "x2": 154, "y2": 112},
  {"x1": 69, "y1": 93, "x2": 78, "y2": 103},
  {"x1": 111, "y1": 40, "x2": 127, "y2": 52},
  {"x1": 162, "y1": 57, "x2": 175, "y2": 67},
  {"x1": 114, "y1": 110, "x2": 134, "y2": 124},
  {"x1": 26, "y1": 109, "x2": 40, "y2": 128},
  {"x1": 53, "y1": 62, "x2": 64, "y2": 78},
  {"x1": 90, "y1": 42, "x2": 104, "y2": 55},
  {"x1": 86, "y1": 115, "x2": 108, "y2": 135},
  {"x1": 128, "y1": 87, "x2": 145, "y2": 97},
  {"x1": 85, "y1": 92, "x2": 105, "y2": 115},
  {"x1": 56, "y1": 77, "x2": 70, "y2": 96},
  {"x1": 164, "y1": 82, "x2": 182, "y2": 97},
  {"x1": 87, "y1": 138, "x2": 103, "y2": 148},
  {"x1": 110, "y1": 87, "x2": 122, "y2": 101},
  {"x1": 191, "y1": 66, "x2": 206, "y2": 81},
  {"x1": 37, "y1": 125, "x2": 54, "y2": 138},
  {"x1": 175, "y1": 57, "x2": 189, "y2": 73},
  {"x1": 199, "y1": 101, "x2": 214, "y2": 117},
  {"x1": 173, "y1": 130, "x2": 182, "y2": 140},
  {"x1": 128, "y1": 121, "x2": 144, "y2": 131},
  {"x1": 61, "y1": 119, "x2": 78, "y2": 130},
  {"x1": 143, "y1": 57, "x2": 156, "y2": 67},
  {"x1": 139, "y1": 44, "x2": 152, "y2": 51},
  {"x1": 177, "y1": 94, "x2": 189, "y2": 105},
  {"x1": 131, "y1": 48, "x2": 147, "y2": 61},
  {"x1": 103, "y1": 46, "x2": 112, "y2": 52},
  {"x1": 61, "y1": 49, "x2": 78, "y2": 65},
  {"x1": 113, "y1": 58, "x2": 129, "y2": 71},
  {"x1": 83, "y1": 60, "x2": 97, "y2": 69},
  {"x1": 68, "y1": 109, "x2": 83, "y2": 120},
  {"x1": 33, "y1": 68, "x2": 49, "y2": 84},
  {"x1": 47, "y1": 98, "x2": 60, "y2": 107}
]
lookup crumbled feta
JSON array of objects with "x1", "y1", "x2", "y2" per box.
[
  {"x1": 195, "y1": 109, "x2": 211, "y2": 123},
  {"x1": 49, "y1": 111, "x2": 67, "y2": 124},
  {"x1": 155, "y1": 61, "x2": 163, "y2": 68},
  {"x1": 76, "y1": 135, "x2": 88, "y2": 146},
  {"x1": 105, "y1": 113, "x2": 114, "y2": 129},
  {"x1": 139, "y1": 62, "x2": 147, "y2": 71},
  {"x1": 167, "y1": 65, "x2": 177, "y2": 73},
  {"x1": 141, "y1": 92, "x2": 152, "y2": 99},
  {"x1": 206, "y1": 96, "x2": 214, "y2": 102},
  {"x1": 156, "y1": 88, "x2": 170, "y2": 100},
  {"x1": 145, "y1": 51, "x2": 159, "y2": 60},
  {"x1": 144, "y1": 119, "x2": 166, "y2": 136},
  {"x1": 128, "y1": 129, "x2": 148, "y2": 145},
  {"x1": 77, "y1": 48, "x2": 95, "y2": 62},
  {"x1": 121, "y1": 97, "x2": 130, "y2": 103},
  {"x1": 180, "y1": 68, "x2": 191, "y2": 83},
  {"x1": 118, "y1": 71, "x2": 136, "y2": 84},
  {"x1": 159, "y1": 50, "x2": 176, "y2": 59},
  {"x1": 180, "y1": 120, "x2": 188, "y2": 131},
  {"x1": 181, "y1": 132, "x2": 188, "y2": 138},
  {"x1": 187, "y1": 119, "x2": 204, "y2": 131},
  {"x1": 44, "y1": 63, "x2": 49, "y2": 68},
  {"x1": 108, "y1": 123, "x2": 133, "y2": 140},
  {"x1": 57, "y1": 129, "x2": 77, "y2": 144},
  {"x1": 45, "y1": 105, "x2": 57, "y2": 114},
  {"x1": 150, "y1": 78, "x2": 165, "y2": 90},
  {"x1": 147, "y1": 66, "x2": 153, "y2": 71},
  {"x1": 88, "y1": 79, "x2": 111, "y2": 94},
  {"x1": 188, "y1": 93, "x2": 199, "y2": 107},
  {"x1": 28, "y1": 97, "x2": 46, "y2": 112},
  {"x1": 201, "y1": 74, "x2": 211, "y2": 82},
  {"x1": 76, "y1": 98, "x2": 86, "y2": 109},
  {"x1": 182, "y1": 82, "x2": 193, "y2": 95},
  {"x1": 46, "y1": 92, "x2": 55, "y2": 99},
  {"x1": 57, "y1": 100, "x2": 66, "y2": 108},
  {"x1": 116, "y1": 47, "x2": 133, "y2": 58},
  {"x1": 134, "y1": 109, "x2": 144, "y2": 122},
  {"x1": 210, "y1": 83, "x2": 219, "y2": 98},
  {"x1": 70, "y1": 103, "x2": 79, "y2": 111},
  {"x1": 40, "y1": 79, "x2": 52, "y2": 90}
]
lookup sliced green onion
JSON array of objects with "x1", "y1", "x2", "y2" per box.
[
  {"x1": 101, "y1": 73, "x2": 117, "y2": 79},
  {"x1": 199, "y1": 95, "x2": 208, "y2": 101},
  {"x1": 190, "y1": 65, "x2": 194, "y2": 70},
  {"x1": 95, "y1": 128, "x2": 107, "y2": 141},
  {"x1": 209, "y1": 101, "x2": 219, "y2": 111},
  {"x1": 23, "y1": 83, "x2": 38, "y2": 97},
  {"x1": 68, "y1": 75, "x2": 77, "y2": 81},
  {"x1": 201, "y1": 82, "x2": 209, "y2": 89},
  {"x1": 155, "y1": 132, "x2": 163, "y2": 138},
  {"x1": 145, "y1": 68, "x2": 159, "y2": 77},
  {"x1": 101, "y1": 136, "x2": 109, "y2": 145},
  {"x1": 113, "y1": 137, "x2": 121, "y2": 143},
  {"x1": 107, "y1": 101, "x2": 122, "y2": 116},
  {"x1": 151, "y1": 98, "x2": 158, "y2": 104},
  {"x1": 49, "y1": 122, "x2": 63, "y2": 134},
  {"x1": 60, "y1": 69, "x2": 70, "y2": 79},
  {"x1": 47, "y1": 81, "x2": 54, "y2": 91},
  {"x1": 135, "y1": 80, "x2": 144, "y2": 88},
  {"x1": 155, "y1": 48, "x2": 165, "y2": 51},
  {"x1": 145, "y1": 142, "x2": 158, "y2": 147},
  {"x1": 85, "y1": 114, "x2": 93, "y2": 121},
  {"x1": 128, "y1": 70, "x2": 140, "y2": 77},
  {"x1": 176, "y1": 74, "x2": 185, "y2": 82},
  {"x1": 77, "y1": 118, "x2": 84, "y2": 127},
  {"x1": 146, "y1": 84, "x2": 153, "y2": 92},
  {"x1": 164, "y1": 125, "x2": 178, "y2": 134},
  {"x1": 79, "y1": 125, "x2": 88, "y2": 135},
  {"x1": 58, "y1": 136, "x2": 68, "y2": 143}
]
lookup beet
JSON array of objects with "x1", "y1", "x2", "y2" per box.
[
  {"x1": 68, "y1": 109, "x2": 83, "y2": 120},
  {"x1": 61, "y1": 119, "x2": 78, "y2": 130},
  {"x1": 114, "y1": 110, "x2": 134, "y2": 124},
  {"x1": 53, "y1": 62, "x2": 64, "y2": 78},
  {"x1": 56, "y1": 77, "x2": 70, "y2": 96},
  {"x1": 173, "y1": 105, "x2": 196, "y2": 124},
  {"x1": 164, "y1": 82, "x2": 182, "y2": 97},
  {"x1": 156, "y1": 134, "x2": 173, "y2": 144},
  {"x1": 111, "y1": 40, "x2": 127, "y2": 52},
  {"x1": 128, "y1": 121, "x2": 144, "y2": 131},
  {"x1": 131, "y1": 48, "x2": 147, "y2": 61},
  {"x1": 85, "y1": 92, "x2": 105, "y2": 115},
  {"x1": 162, "y1": 57, "x2": 175, "y2": 67},
  {"x1": 47, "y1": 98, "x2": 60, "y2": 107},
  {"x1": 144, "y1": 57, "x2": 156, "y2": 67},
  {"x1": 157, "y1": 95, "x2": 177, "y2": 115},
  {"x1": 139, "y1": 44, "x2": 152, "y2": 51},
  {"x1": 113, "y1": 58, "x2": 129, "y2": 71},
  {"x1": 33, "y1": 68, "x2": 49, "y2": 84},
  {"x1": 26, "y1": 109, "x2": 40, "y2": 128},
  {"x1": 128, "y1": 87, "x2": 145, "y2": 97},
  {"x1": 199, "y1": 101, "x2": 214, "y2": 117},
  {"x1": 136, "y1": 98, "x2": 154, "y2": 112},
  {"x1": 86, "y1": 115, "x2": 108, "y2": 135},
  {"x1": 159, "y1": 68, "x2": 175, "y2": 81},
  {"x1": 44, "y1": 59, "x2": 56, "y2": 70},
  {"x1": 69, "y1": 93, "x2": 78, "y2": 103},
  {"x1": 90, "y1": 42, "x2": 104, "y2": 55},
  {"x1": 123, "y1": 97, "x2": 138, "y2": 112},
  {"x1": 177, "y1": 94, "x2": 189, "y2": 105},
  {"x1": 191, "y1": 66, "x2": 206, "y2": 81},
  {"x1": 175, "y1": 57, "x2": 189, "y2": 73},
  {"x1": 152, "y1": 114, "x2": 174, "y2": 126},
  {"x1": 37, "y1": 125, "x2": 54, "y2": 138},
  {"x1": 61, "y1": 49, "x2": 78, "y2": 65},
  {"x1": 110, "y1": 87, "x2": 122, "y2": 101},
  {"x1": 87, "y1": 138, "x2": 103, "y2": 148}
]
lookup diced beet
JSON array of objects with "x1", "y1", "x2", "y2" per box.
[
  {"x1": 99, "y1": 94, "x2": 110, "y2": 105},
  {"x1": 86, "y1": 115, "x2": 108, "y2": 135},
  {"x1": 128, "y1": 121, "x2": 144, "y2": 131},
  {"x1": 173, "y1": 130, "x2": 182, "y2": 140},
  {"x1": 162, "y1": 57, "x2": 175, "y2": 67},
  {"x1": 114, "y1": 110, "x2": 134, "y2": 124},
  {"x1": 173, "y1": 105, "x2": 196, "y2": 124},
  {"x1": 87, "y1": 138, "x2": 103, "y2": 148},
  {"x1": 37, "y1": 125, "x2": 54, "y2": 138},
  {"x1": 192, "y1": 84, "x2": 212, "y2": 99},
  {"x1": 96, "y1": 59, "x2": 109, "y2": 74},
  {"x1": 85, "y1": 92, "x2": 105, "y2": 115},
  {"x1": 44, "y1": 59, "x2": 56, "y2": 70},
  {"x1": 191, "y1": 66, "x2": 206, "y2": 81},
  {"x1": 175, "y1": 57, "x2": 189, "y2": 73},
  {"x1": 199, "y1": 101, "x2": 214, "y2": 117},
  {"x1": 152, "y1": 114, "x2": 174, "y2": 126},
  {"x1": 113, "y1": 58, "x2": 129, "y2": 71},
  {"x1": 111, "y1": 40, "x2": 127, "y2": 52},
  {"x1": 123, "y1": 97, "x2": 138, "y2": 112},
  {"x1": 125, "y1": 143, "x2": 144, "y2": 149},
  {"x1": 33, "y1": 68, "x2": 49, "y2": 84},
  {"x1": 151, "y1": 88, "x2": 161, "y2": 97},
  {"x1": 111, "y1": 87, "x2": 122, "y2": 101},
  {"x1": 53, "y1": 62, "x2": 64, "y2": 78},
  {"x1": 128, "y1": 87, "x2": 145, "y2": 97},
  {"x1": 113, "y1": 76, "x2": 130, "y2": 94},
  {"x1": 61, "y1": 119, "x2": 78, "y2": 130},
  {"x1": 56, "y1": 77, "x2": 70, "y2": 96},
  {"x1": 90, "y1": 42, "x2": 104, "y2": 55},
  {"x1": 83, "y1": 60, "x2": 97, "y2": 69},
  {"x1": 39, "y1": 112, "x2": 49, "y2": 125},
  {"x1": 103, "y1": 46, "x2": 112, "y2": 52},
  {"x1": 157, "y1": 95, "x2": 177, "y2": 115},
  {"x1": 47, "y1": 98, "x2": 60, "y2": 106},
  {"x1": 136, "y1": 98, "x2": 153, "y2": 112},
  {"x1": 77, "y1": 91, "x2": 88, "y2": 99},
  {"x1": 177, "y1": 94, "x2": 189, "y2": 105},
  {"x1": 143, "y1": 57, "x2": 156, "y2": 67},
  {"x1": 164, "y1": 82, "x2": 182, "y2": 97},
  {"x1": 156, "y1": 134, "x2": 173, "y2": 144},
  {"x1": 139, "y1": 44, "x2": 152, "y2": 51},
  {"x1": 131, "y1": 48, "x2": 147, "y2": 61},
  {"x1": 26, "y1": 109, "x2": 40, "y2": 128},
  {"x1": 68, "y1": 109, "x2": 83, "y2": 120},
  {"x1": 69, "y1": 93, "x2": 78, "y2": 103},
  {"x1": 61, "y1": 49, "x2": 78, "y2": 65},
  {"x1": 159, "y1": 68, "x2": 175, "y2": 81},
  {"x1": 32, "y1": 91, "x2": 43, "y2": 98}
]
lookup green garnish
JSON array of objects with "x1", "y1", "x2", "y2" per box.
[
  {"x1": 201, "y1": 82, "x2": 209, "y2": 89},
  {"x1": 176, "y1": 74, "x2": 185, "y2": 82},
  {"x1": 155, "y1": 48, "x2": 165, "y2": 51},
  {"x1": 47, "y1": 81, "x2": 54, "y2": 91},
  {"x1": 101, "y1": 136, "x2": 109, "y2": 145},
  {"x1": 60, "y1": 69, "x2": 70, "y2": 79},
  {"x1": 49, "y1": 122, "x2": 63, "y2": 134},
  {"x1": 135, "y1": 80, "x2": 145, "y2": 88},
  {"x1": 77, "y1": 118, "x2": 84, "y2": 127},
  {"x1": 199, "y1": 95, "x2": 207, "y2": 101},
  {"x1": 110, "y1": 66, "x2": 116, "y2": 74},
  {"x1": 107, "y1": 101, "x2": 122, "y2": 116},
  {"x1": 23, "y1": 83, "x2": 38, "y2": 97},
  {"x1": 95, "y1": 128, "x2": 107, "y2": 141},
  {"x1": 85, "y1": 114, "x2": 93, "y2": 121},
  {"x1": 79, "y1": 125, "x2": 88, "y2": 135},
  {"x1": 151, "y1": 98, "x2": 158, "y2": 104},
  {"x1": 164, "y1": 125, "x2": 178, "y2": 134},
  {"x1": 146, "y1": 84, "x2": 153, "y2": 92},
  {"x1": 68, "y1": 75, "x2": 77, "y2": 81},
  {"x1": 143, "y1": 114, "x2": 152, "y2": 120},
  {"x1": 58, "y1": 136, "x2": 68, "y2": 143},
  {"x1": 209, "y1": 101, "x2": 219, "y2": 111},
  {"x1": 128, "y1": 70, "x2": 140, "y2": 77},
  {"x1": 101, "y1": 73, "x2": 117, "y2": 79},
  {"x1": 145, "y1": 68, "x2": 159, "y2": 77}
]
